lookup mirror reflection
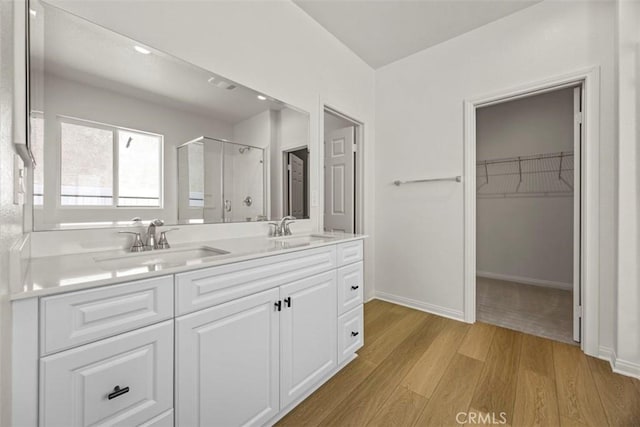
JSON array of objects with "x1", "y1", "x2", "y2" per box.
[{"x1": 29, "y1": 0, "x2": 310, "y2": 230}]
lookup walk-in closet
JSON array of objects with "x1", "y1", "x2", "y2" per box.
[{"x1": 476, "y1": 87, "x2": 580, "y2": 344}]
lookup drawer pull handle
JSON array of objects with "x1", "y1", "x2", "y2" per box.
[
  {"x1": 351, "y1": 285, "x2": 359, "y2": 290},
  {"x1": 275, "y1": 301, "x2": 282, "y2": 312},
  {"x1": 351, "y1": 331, "x2": 359, "y2": 337},
  {"x1": 284, "y1": 297, "x2": 291, "y2": 308},
  {"x1": 107, "y1": 385, "x2": 130, "y2": 400}
]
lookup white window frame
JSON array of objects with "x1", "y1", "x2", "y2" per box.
[{"x1": 57, "y1": 115, "x2": 164, "y2": 210}]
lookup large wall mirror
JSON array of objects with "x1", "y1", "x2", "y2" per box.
[{"x1": 29, "y1": 0, "x2": 310, "y2": 230}]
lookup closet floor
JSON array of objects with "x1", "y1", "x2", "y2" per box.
[{"x1": 477, "y1": 276, "x2": 574, "y2": 344}]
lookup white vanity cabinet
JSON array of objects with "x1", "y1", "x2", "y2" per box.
[
  {"x1": 40, "y1": 321, "x2": 174, "y2": 427},
  {"x1": 279, "y1": 270, "x2": 337, "y2": 408},
  {"x1": 176, "y1": 288, "x2": 281, "y2": 427},
  {"x1": 13, "y1": 238, "x2": 365, "y2": 427},
  {"x1": 175, "y1": 270, "x2": 338, "y2": 426}
]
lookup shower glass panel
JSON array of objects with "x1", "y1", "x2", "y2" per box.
[
  {"x1": 177, "y1": 137, "x2": 224, "y2": 224},
  {"x1": 223, "y1": 142, "x2": 266, "y2": 222}
]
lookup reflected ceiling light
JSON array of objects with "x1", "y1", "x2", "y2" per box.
[
  {"x1": 257, "y1": 95, "x2": 267, "y2": 101},
  {"x1": 29, "y1": 9, "x2": 36, "y2": 16},
  {"x1": 134, "y1": 45, "x2": 151, "y2": 55},
  {"x1": 207, "y1": 77, "x2": 216, "y2": 83}
]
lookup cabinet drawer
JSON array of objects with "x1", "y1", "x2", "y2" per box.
[
  {"x1": 337, "y1": 262, "x2": 364, "y2": 315},
  {"x1": 175, "y1": 245, "x2": 336, "y2": 315},
  {"x1": 40, "y1": 321, "x2": 173, "y2": 427},
  {"x1": 337, "y1": 305, "x2": 363, "y2": 364},
  {"x1": 336, "y1": 240, "x2": 363, "y2": 266},
  {"x1": 40, "y1": 276, "x2": 173, "y2": 355}
]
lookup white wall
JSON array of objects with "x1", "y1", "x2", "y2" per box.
[
  {"x1": 30, "y1": 0, "x2": 376, "y2": 299},
  {"x1": 0, "y1": 1, "x2": 25, "y2": 424},
  {"x1": 476, "y1": 89, "x2": 574, "y2": 287},
  {"x1": 375, "y1": 0, "x2": 616, "y2": 349},
  {"x1": 34, "y1": 72, "x2": 234, "y2": 227},
  {"x1": 615, "y1": 0, "x2": 640, "y2": 376}
]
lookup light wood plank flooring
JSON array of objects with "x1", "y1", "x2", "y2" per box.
[
  {"x1": 278, "y1": 299, "x2": 640, "y2": 427},
  {"x1": 477, "y1": 276, "x2": 574, "y2": 344}
]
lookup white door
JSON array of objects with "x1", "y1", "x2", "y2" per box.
[
  {"x1": 324, "y1": 126, "x2": 355, "y2": 233},
  {"x1": 289, "y1": 153, "x2": 304, "y2": 218},
  {"x1": 40, "y1": 321, "x2": 173, "y2": 427},
  {"x1": 176, "y1": 288, "x2": 280, "y2": 427},
  {"x1": 573, "y1": 86, "x2": 583, "y2": 343},
  {"x1": 280, "y1": 271, "x2": 337, "y2": 408}
]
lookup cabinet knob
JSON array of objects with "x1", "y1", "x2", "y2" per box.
[
  {"x1": 351, "y1": 285, "x2": 359, "y2": 290},
  {"x1": 107, "y1": 385, "x2": 130, "y2": 400},
  {"x1": 284, "y1": 297, "x2": 291, "y2": 308},
  {"x1": 351, "y1": 331, "x2": 359, "y2": 337},
  {"x1": 275, "y1": 301, "x2": 282, "y2": 312}
]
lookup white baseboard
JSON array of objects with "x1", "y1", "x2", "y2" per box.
[
  {"x1": 477, "y1": 271, "x2": 572, "y2": 291},
  {"x1": 598, "y1": 346, "x2": 640, "y2": 380},
  {"x1": 374, "y1": 291, "x2": 465, "y2": 322}
]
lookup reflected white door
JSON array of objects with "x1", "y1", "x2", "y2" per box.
[
  {"x1": 324, "y1": 126, "x2": 354, "y2": 233},
  {"x1": 289, "y1": 153, "x2": 304, "y2": 219}
]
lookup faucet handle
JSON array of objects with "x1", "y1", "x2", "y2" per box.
[
  {"x1": 118, "y1": 231, "x2": 145, "y2": 252},
  {"x1": 157, "y1": 228, "x2": 178, "y2": 249},
  {"x1": 150, "y1": 219, "x2": 164, "y2": 226},
  {"x1": 283, "y1": 221, "x2": 296, "y2": 236},
  {"x1": 268, "y1": 222, "x2": 280, "y2": 237}
]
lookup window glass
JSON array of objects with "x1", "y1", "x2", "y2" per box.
[
  {"x1": 60, "y1": 121, "x2": 113, "y2": 206},
  {"x1": 118, "y1": 130, "x2": 162, "y2": 207}
]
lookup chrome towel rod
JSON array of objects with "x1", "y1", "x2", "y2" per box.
[{"x1": 393, "y1": 176, "x2": 462, "y2": 186}]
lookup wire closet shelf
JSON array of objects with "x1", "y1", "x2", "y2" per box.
[{"x1": 477, "y1": 151, "x2": 574, "y2": 198}]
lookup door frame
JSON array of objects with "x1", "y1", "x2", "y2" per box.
[
  {"x1": 463, "y1": 67, "x2": 600, "y2": 356},
  {"x1": 322, "y1": 105, "x2": 364, "y2": 234}
]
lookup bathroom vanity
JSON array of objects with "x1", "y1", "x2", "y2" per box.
[{"x1": 12, "y1": 234, "x2": 365, "y2": 426}]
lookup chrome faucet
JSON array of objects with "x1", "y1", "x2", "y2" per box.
[
  {"x1": 146, "y1": 219, "x2": 164, "y2": 249},
  {"x1": 269, "y1": 216, "x2": 296, "y2": 237}
]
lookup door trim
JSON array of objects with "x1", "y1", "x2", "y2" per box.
[
  {"x1": 462, "y1": 66, "x2": 601, "y2": 357},
  {"x1": 322, "y1": 106, "x2": 364, "y2": 234}
]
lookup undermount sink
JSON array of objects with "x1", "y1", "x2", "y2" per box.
[
  {"x1": 271, "y1": 234, "x2": 337, "y2": 249},
  {"x1": 94, "y1": 246, "x2": 230, "y2": 270}
]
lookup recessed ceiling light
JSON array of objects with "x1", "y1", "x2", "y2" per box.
[
  {"x1": 257, "y1": 95, "x2": 267, "y2": 101},
  {"x1": 134, "y1": 45, "x2": 151, "y2": 55},
  {"x1": 29, "y1": 9, "x2": 36, "y2": 16},
  {"x1": 207, "y1": 77, "x2": 216, "y2": 83}
]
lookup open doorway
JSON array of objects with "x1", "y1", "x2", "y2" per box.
[
  {"x1": 283, "y1": 147, "x2": 310, "y2": 219},
  {"x1": 474, "y1": 86, "x2": 582, "y2": 344},
  {"x1": 323, "y1": 108, "x2": 362, "y2": 233}
]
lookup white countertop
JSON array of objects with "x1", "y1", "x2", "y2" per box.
[{"x1": 12, "y1": 232, "x2": 366, "y2": 300}]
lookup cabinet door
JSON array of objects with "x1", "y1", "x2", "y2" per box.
[
  {"x1": 39, "y1": 321, "x2": 173, "y2": 427},
  {"x1": 176, "y1": 288, "x2": 280, "y2": 427},
  {"x1": 280, "y1": 271, "x2": 337, "y2": 408}
]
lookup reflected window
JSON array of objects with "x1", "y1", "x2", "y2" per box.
[
  {"x1": 59, "y1": 117, "x2": 162, "y2": 207},
  {"x1": 30, "y1": 112, "x2": 44, "y2": 205},
  {"x1": 118, "y1": 130, "x2": 162, "y2": 207}
]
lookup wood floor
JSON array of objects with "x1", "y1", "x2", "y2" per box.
[
  {"x1": 477, "y1": 276, "x2": 574, "y2": 344},
  {"x1": 277, "y1": 299, "x2": 640, "y2": 427}
]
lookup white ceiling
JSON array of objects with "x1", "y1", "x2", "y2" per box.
[{"x1": 294, "y1": 0, "x2": 542, "y2": 69}]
